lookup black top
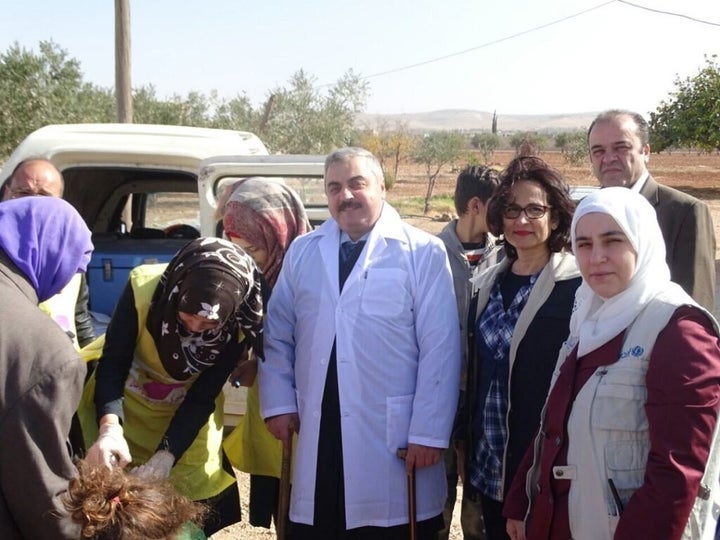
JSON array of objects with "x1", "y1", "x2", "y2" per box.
[{"x1": 93, "y1": 280, "x2": 244, "y2": 459}]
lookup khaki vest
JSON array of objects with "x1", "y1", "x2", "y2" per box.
[{"x1": 527, "y1": 288, "x2": 720, "y2": 539}]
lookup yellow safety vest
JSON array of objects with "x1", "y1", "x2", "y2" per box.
[
  {"x1": 77, "y1": 264, "x2": 234, "y2": 500},
  {"x1": 38, "y1": 273, "x2": 82, "y2": 349}
]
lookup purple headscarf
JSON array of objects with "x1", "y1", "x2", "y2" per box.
[{"x1": 0, "y1": 197, "x2": 93, "y2": 302}]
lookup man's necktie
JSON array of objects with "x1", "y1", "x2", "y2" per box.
[{"x1": 339, "y1": 240, "x2": 365, "y2": 290}]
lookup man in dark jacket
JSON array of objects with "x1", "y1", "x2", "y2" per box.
[{"x1": 588, "y1": 109, "x2": 716, "y2": 312}]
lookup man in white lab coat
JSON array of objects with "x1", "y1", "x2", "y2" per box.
[{"x1": 260, "y1": 147, "x2": 461, "y2": 539}]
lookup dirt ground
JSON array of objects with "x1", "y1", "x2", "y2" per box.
[
  {"x1": 395, "y1": 150, "x2": 720, "y2": 258},
  {"x1": 212, "y1": 473, "x2": 464, "y2": 539},
  {"x1": 210, "y1": 149, "x2": 720, "y2": 540}
]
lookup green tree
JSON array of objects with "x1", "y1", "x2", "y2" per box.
[
  {"x1": 413, "y1": 131, "x2": 465, "y2": 214},
  {"x1": 357, "y1": 121, "x2": 393, "y2": 180},
  {"x1": 261, "y1": 69, "x2": 369, "y2": 153},
  {"x1": 212, "y1": 92, "x2": 257, "y2": 132},
  {"x1": 180, "y1": 90, "x2": 218, "y2": 126},
  {"x1": 555, "y1": 130, "x2": 588, "y2": 165},
  {"x1": 0, "y1": 41, "x2": 113, "y2": 157},
  {"x1": 0, "y1": 41, "x2": 369, "y2": 160},
  {"x1": 649, "y1": 55, "x2": 720, "y2": 152},
  {"x1": 132, "y1": 85, "x2": 186, "y2": 125},
  {"x1": 359, "y1": 121, "x2": 417, "y2": 189},
  {"x1": 76, "y1": 85, "x2": 115, "y2": 123},
  {"x1": 471, "y1": 132, "x2": 501, "y2": 163},
  {"x1": 132, "y1": 86, "x2": 224, "y2": 127},
  {"x1": 554, "y1": 132, "x2": 570, "y2": 151},
  {"x1": 386, "y1": 126, "x2": 416, "y2": 182},
  {"x1": 509, "y1": 131, "x2": 547, "y2": 155}
]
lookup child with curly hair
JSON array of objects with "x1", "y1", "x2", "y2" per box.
[{"x1": 63, "y1": 459, "x2": 208, "y2": 540}]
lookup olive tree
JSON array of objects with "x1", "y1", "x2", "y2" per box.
[
  {"x1": 260, "y1": 69, "x2": 369, "y2": 154},
  {"x1": 509, "y1": 131, "x2": 547, "y2": 155},
  {"x1": 413, "y1": 131, "x2": 465, "y2": 214},
  {"x1": 471, "y1": 132, "x2": 502, "y2": 163},
  {"x1": 133, "y1": 87, "x2": 227, "y2": 127},
  {"x1": 212, "y1": 92, "x2": 257, "y2": 131},
  {"x1": 358, "y1": 121, "x2": 416, "y2": 189},
  {"x1": 0, "y1": 41, "x2": 113, "y2": 158},
  {"x1": 0, "y1": 41, "x2": 370, "y2": 160},
  {"x1": 554, "y1": 131, "x2": 588, "y2": 165}
]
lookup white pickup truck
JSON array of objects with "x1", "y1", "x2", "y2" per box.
[{"x1": 0, "y1": 122, "x2": 329, "y2": 424}]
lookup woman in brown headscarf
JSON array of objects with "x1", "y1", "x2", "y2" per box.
[
  {"x1": 219, "y1": 176, "x2": 310, "y2": 287},
  {"x1": 80, "y1": 237, "x2": 264, "y2": 537},
  {"x1": 219, "y1": 177, "x2": 310, "y2": 529}
]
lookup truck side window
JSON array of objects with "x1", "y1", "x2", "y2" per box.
[{"x1": 144, "y1": 192, "x2": 200, "y2": 236}]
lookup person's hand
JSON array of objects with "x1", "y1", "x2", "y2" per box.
[
  {"x1": 404, "y1": 443, "x2": 442, "y2": 474},
  {"x1": 85, "y1": 422, "x2": 132, "y2": 469},
  {"x1": 507, "y1": 518, "x2": 526, "y2": 540},
  {"x1": 229, "y1": 357, "x2": 258, "y2": 387},
  {"x1": 130, "y1": 450, "x2": 175, "y2": 480},
  {"x1": 265, "y1": 413, "x2": 300, "y2": 448}
]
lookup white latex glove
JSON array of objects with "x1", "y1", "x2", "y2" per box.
[
  {"x1": 85, "y1": 423, "x2": 132, "y2": 469},
  {"x1": 130, "y1": 450, "x2": 175, "y2": 480}
]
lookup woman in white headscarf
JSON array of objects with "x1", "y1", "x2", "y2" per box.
[{"x1": 504, "y1": 187, "x2": 720, "y2": 540}]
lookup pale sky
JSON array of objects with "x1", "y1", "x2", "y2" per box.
[{"x1": 2, "y1": 0, "x2": 718, "y2": 117}]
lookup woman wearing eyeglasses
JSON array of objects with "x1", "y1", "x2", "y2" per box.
[
  {"x1": 455, "y1": 156, "x2": 580, "y2": 539},
  {"x1": 504, "y1": 188, "x2": 720, "y2": 540}
]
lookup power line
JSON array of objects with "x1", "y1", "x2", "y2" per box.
[
  {"x1": 617, "y1": 0, "x2": 720, "y2": 27},
  {"x1": 316, "y1": 0, "x2": 719, "y2": 90},
  {"x1": 359, "y1": 1, "x2": 616, "y2": 81}
]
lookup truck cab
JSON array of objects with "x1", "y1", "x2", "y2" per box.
[
  {"x1": 0, "y1": 123, "x2": 328, "y2": 424},
  {"x1": 0, "y1": 123, "x2": 270, "y2": 316}
]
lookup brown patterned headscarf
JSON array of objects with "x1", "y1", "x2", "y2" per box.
[
  {"x1": 220, "y1": 177, "x2": 310, "y2": 287},
  {"x1": 146, "y1": 237, "x2": 263, "y2": 380}
]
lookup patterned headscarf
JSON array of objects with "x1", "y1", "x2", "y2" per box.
[
  {"x1": 146, "y1": 237, "x2": 264, "y2": 379},
  {"x1": 0, "y1": 197, "x2": 93, "y2": 302},
  {"x1": 220, "y1": 177, "x2": 310, "y2": 287}
]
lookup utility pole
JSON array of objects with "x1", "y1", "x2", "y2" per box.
[{"x1": 115, "y1": 0, "x2": 132, "y2": 122}]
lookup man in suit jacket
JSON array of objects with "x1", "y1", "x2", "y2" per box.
[{"x1": 587, "y1": 109, "x2": 716, "y2": 312}]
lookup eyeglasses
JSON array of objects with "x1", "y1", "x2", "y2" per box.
[{"x1": 503, "y1": 204, "x2": 551, "y2": 220}]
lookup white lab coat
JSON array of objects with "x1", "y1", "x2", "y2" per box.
[{"x1": 260, "y1": 203, "x2": 461, "y2": 529}]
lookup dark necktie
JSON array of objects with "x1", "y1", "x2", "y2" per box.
[{"x1": 339, "y1": 240, "x2": 365, "y2": 290}]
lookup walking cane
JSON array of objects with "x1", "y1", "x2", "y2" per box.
[
  {"x1": 277, "y1": 440, "x2": 292, "y2": 540},
  {"x1": 396, "y1": 448, "x2": 417, "y2": 540}
]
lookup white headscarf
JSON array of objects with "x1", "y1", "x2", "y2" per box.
[{"x1": 569, "y1": 186, "x2": 683, "y2": 357}]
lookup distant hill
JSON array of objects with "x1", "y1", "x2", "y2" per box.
[{"x1": 356, "y1": 109, "x2": 599, "y2": 133}]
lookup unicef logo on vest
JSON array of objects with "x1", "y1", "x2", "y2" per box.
[{"x1": 620, "y1": 345, "x2": 645, "y2": 359}]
